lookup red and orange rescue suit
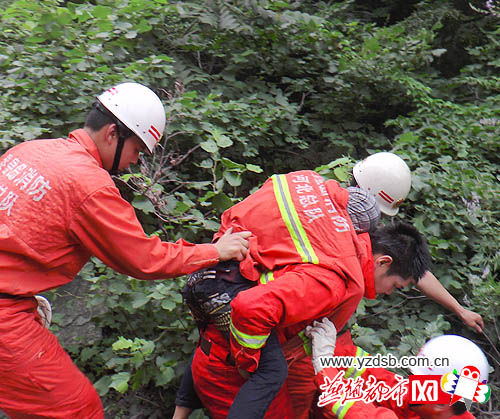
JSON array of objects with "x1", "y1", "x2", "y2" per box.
[
  {"x1": 0, "y1": 129, "x2": 219, "y2": 418},
  {"x1": 191, "y1": 170, "x2": 376, "y2": 418},
  {"x1": 311, "y1": 330, "x2": 475, "y2": 419}
]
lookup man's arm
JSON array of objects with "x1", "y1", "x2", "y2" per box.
[
  {"x1": 417, "y1": 271, "x2": 484, "y2": 332},
  {"x1": 172, "y1": 406, "x2": 192, "y2": 419},
  {"x1": 69, "y1": 187, "x2": 250, "y2": 279},
  {"x1": 173, "y1": 352, "x2": 203, "y2": 418}
]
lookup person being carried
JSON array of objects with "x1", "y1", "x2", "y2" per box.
[{"x1": 0, "y1": 82, "x2": 250, "y2": 419}]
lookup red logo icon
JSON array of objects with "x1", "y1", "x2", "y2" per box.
[{"x1": 409, "y1": 375, "x2": 450, "y2": 404}]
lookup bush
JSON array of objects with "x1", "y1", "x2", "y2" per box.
[{"x1": 1, "y1": 0, "x2": 498, "y2": 416}]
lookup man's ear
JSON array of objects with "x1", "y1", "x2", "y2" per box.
[
  {"x1": 103, "y1": 123, "x2": 118, "y2": 145},
  {"x1": 374, "y1": 254, "x2": 393, "y2": 267}
]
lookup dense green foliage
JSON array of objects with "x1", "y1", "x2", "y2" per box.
[{"x1": 0, "y1": 0, "x2": 498, "y2": 417}]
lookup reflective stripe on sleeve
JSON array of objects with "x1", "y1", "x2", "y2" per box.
[
  {"x1": 259, "y1": 271, "x2": 275, "y2": 285},
  {"x1": 344, "y1": 346, "x2": 370, "y2": 379},
  {"x1": 230, "y1": 319, "x2": 270, "y2": 350},
  {"x1": 272, "y1": 174, "x2": 319, "y2": 264},
  {"x1": 298, "y1": 329, "x2": 312, "y2": 356},
  {"x1": 332, "y1": 400, "x2": 356, "y2": 419}
]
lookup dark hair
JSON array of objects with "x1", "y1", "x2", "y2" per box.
[
  {"x1": 370, "y1": 222, "x2": 431, "y2": 282},
  {"x1": 84, "y1": 101, "x2": 134, "y2": 139},
  {"x1": 451, "y1": 402, "x2": 466, "y2": 415}
]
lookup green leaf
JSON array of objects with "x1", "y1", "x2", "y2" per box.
[
  {"x1": 398, "y1": 132, "x2": 419, "y2": 144},
  {"x1": 221, "y1": 157, "x2": 245, "y2": 171},
  {"x1": 161, "y1": 299, "x2": 176, "y2": 311},
  {"x1": 431, "y1": 48, "x2": 447, "y2": 57},
  {"x1": 224, "y1": 171, "x2": 242, "y2": 186},
  {"x1": 200, "y1": 140, "x2": 218, "y2": 153},
  {"x1": 333, "y1": 166, "x2": 348, "y2": 181},
  {"x1": 125, "y1": 30, "x2": 138, "y2": 39},
  {"x1": 203, "y1": 219, "x2": 221, "y2": 231},
  {"x1": 93, "y1": 5, "x2": 112, "y2": 18},
  {"x1": 363, "y1": 37, "x2": 381, "y2": 53},
  {"x1": 131, "y1": 196, "x2": 155, "y2": 214},
  {"x1": 246, "y1": 163, "x2": 263, "y2": 173},
  {"x1": 112, "y1": 337, "x2": 133, "y2": 351},
  {"x1": 211, "y1": 129, "x2": 233, "y2": 148},
  {"x1": 156, "y1": 366, "x2": 175, "y2": 385},
  {"x1": 198, "y1": 159, "x2": 214, "y2": 168},
  {"x1": 81, "y1": 347, "x2": 99, "y2": 362},
  {"x1": 141, "y1": 340, "x2": 155, "y2": 356},
  {"x1": 130, "y1": 292, "x2": 151, "y2": 309},
  {"x1": 213, "y1": 192, "x2": 233, "y2": 212},
  {"x1": 110, "y1": 372, "x2": 131, "y2": 393},
  {"x1": 94, "y1": 376, "x2": 112, "y2": 396}
]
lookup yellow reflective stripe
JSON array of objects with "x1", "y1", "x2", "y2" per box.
[
  {"x1": 332, "y1": 400, "x2": 356, "y2": 419},
  {"x1": 272, "y1": 175, "x2": 319, "y2": 265},
  {"x1": 259, "y1": 271, "x2": 275, "y2": 285},
  {"x1": 352, "y1": 348, "x2": 369, "y2": 379},
  {"x1": 344, "y1": 346, "x2": 369, "y2": 379},
  {"x1": 298, "y1": 330, "x2": 312, "y2": 356},
  {"x1": 230, "y1": 319, "x2": 269, "y2": 349}
]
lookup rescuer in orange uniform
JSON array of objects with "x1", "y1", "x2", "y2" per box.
[
  {"x1": 175, "y1": 185, "x2": 382, "y2": 419},
  {"x1": 307, "y1": 318, "x2": 487, "y2": 419},
  {"x1": 0, "y1": 82, "x2": 250, "y2": 418},
  {"x1": 187, "y1": 170, "x2": 431, "y2": 418},
  {"x1": 352, "y1": 152, "x2": 484, "y2": 334}
]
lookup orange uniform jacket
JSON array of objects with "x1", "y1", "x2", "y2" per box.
[
  {"x1": 0, "y1": 129, "x2": 219, "y2": 295},
  {"x1": 212, "y1": 170, "x2": 375, "y2": 372}
]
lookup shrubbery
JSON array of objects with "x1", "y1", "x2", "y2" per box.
[{"x1": 1, "y1": 0, "x2": 498, "y2": 417}]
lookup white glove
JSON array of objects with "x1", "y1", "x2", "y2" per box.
[
  {"x1": 35, "y1": 295, "x2": 52, "y2": 328},
  {"x1": 305, "y1": 317, "x2": 337, "y2": 374}
]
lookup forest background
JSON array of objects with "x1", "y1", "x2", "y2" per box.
[{"x1": 0, "y1": 0, "x2": 498, "y2": 417}]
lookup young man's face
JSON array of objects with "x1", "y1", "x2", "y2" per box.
[
  {"x1": 98, "y1": 124, "x2": 147, "y2": 172},
  {"x1": 117, "y1": 136, "x2": 146, "y2": 171},
  {"x1": 373, "y1": 254, "x2": 415, "y2": 295}
]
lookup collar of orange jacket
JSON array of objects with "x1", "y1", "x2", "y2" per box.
[
  {"x1": 69, "y1": 129, "x2": 104, "y2": 168},
  {"x1": 356, "y1": 232, "x2": 376, "y2": 300}
]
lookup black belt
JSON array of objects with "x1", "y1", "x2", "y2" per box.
[{"x1": 0, "y1": 293, "x2": 32, "y2": 300}]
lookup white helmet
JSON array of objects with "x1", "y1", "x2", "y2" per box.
[
  {"x1": 97, "y1": 82, "x2": 166, "y2": 153},
  {"x1": 410, "y1": 335, "x2": 490, "y2": 383},
  {"x1": 353, "y1": 152, "x2": 411, "y2": 216}
]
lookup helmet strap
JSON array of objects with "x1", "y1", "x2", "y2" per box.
[
  {"x1": 93, "y1": 102, "x2": 129, "y2": 175},
  {"x1": 110, "y1": 124, "x2": 127, "y2": 175}
]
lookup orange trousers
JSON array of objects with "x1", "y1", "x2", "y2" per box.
[{"x1": 0, "y1": 297, "x2": 103, "y2": 418}]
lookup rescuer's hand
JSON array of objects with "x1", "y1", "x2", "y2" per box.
[
  {"x1": 35, "y1": 295, "x2": 52, "y2": 328},
  {"x1": 458, "y1": 307, "x2": 484, "y2": 333},
  {"x1": 214, "y1": 227, "x2": 251, "y2": 261},
  {"x1": 305, "y1": 317, "x2": 337, "y2": 374}
]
